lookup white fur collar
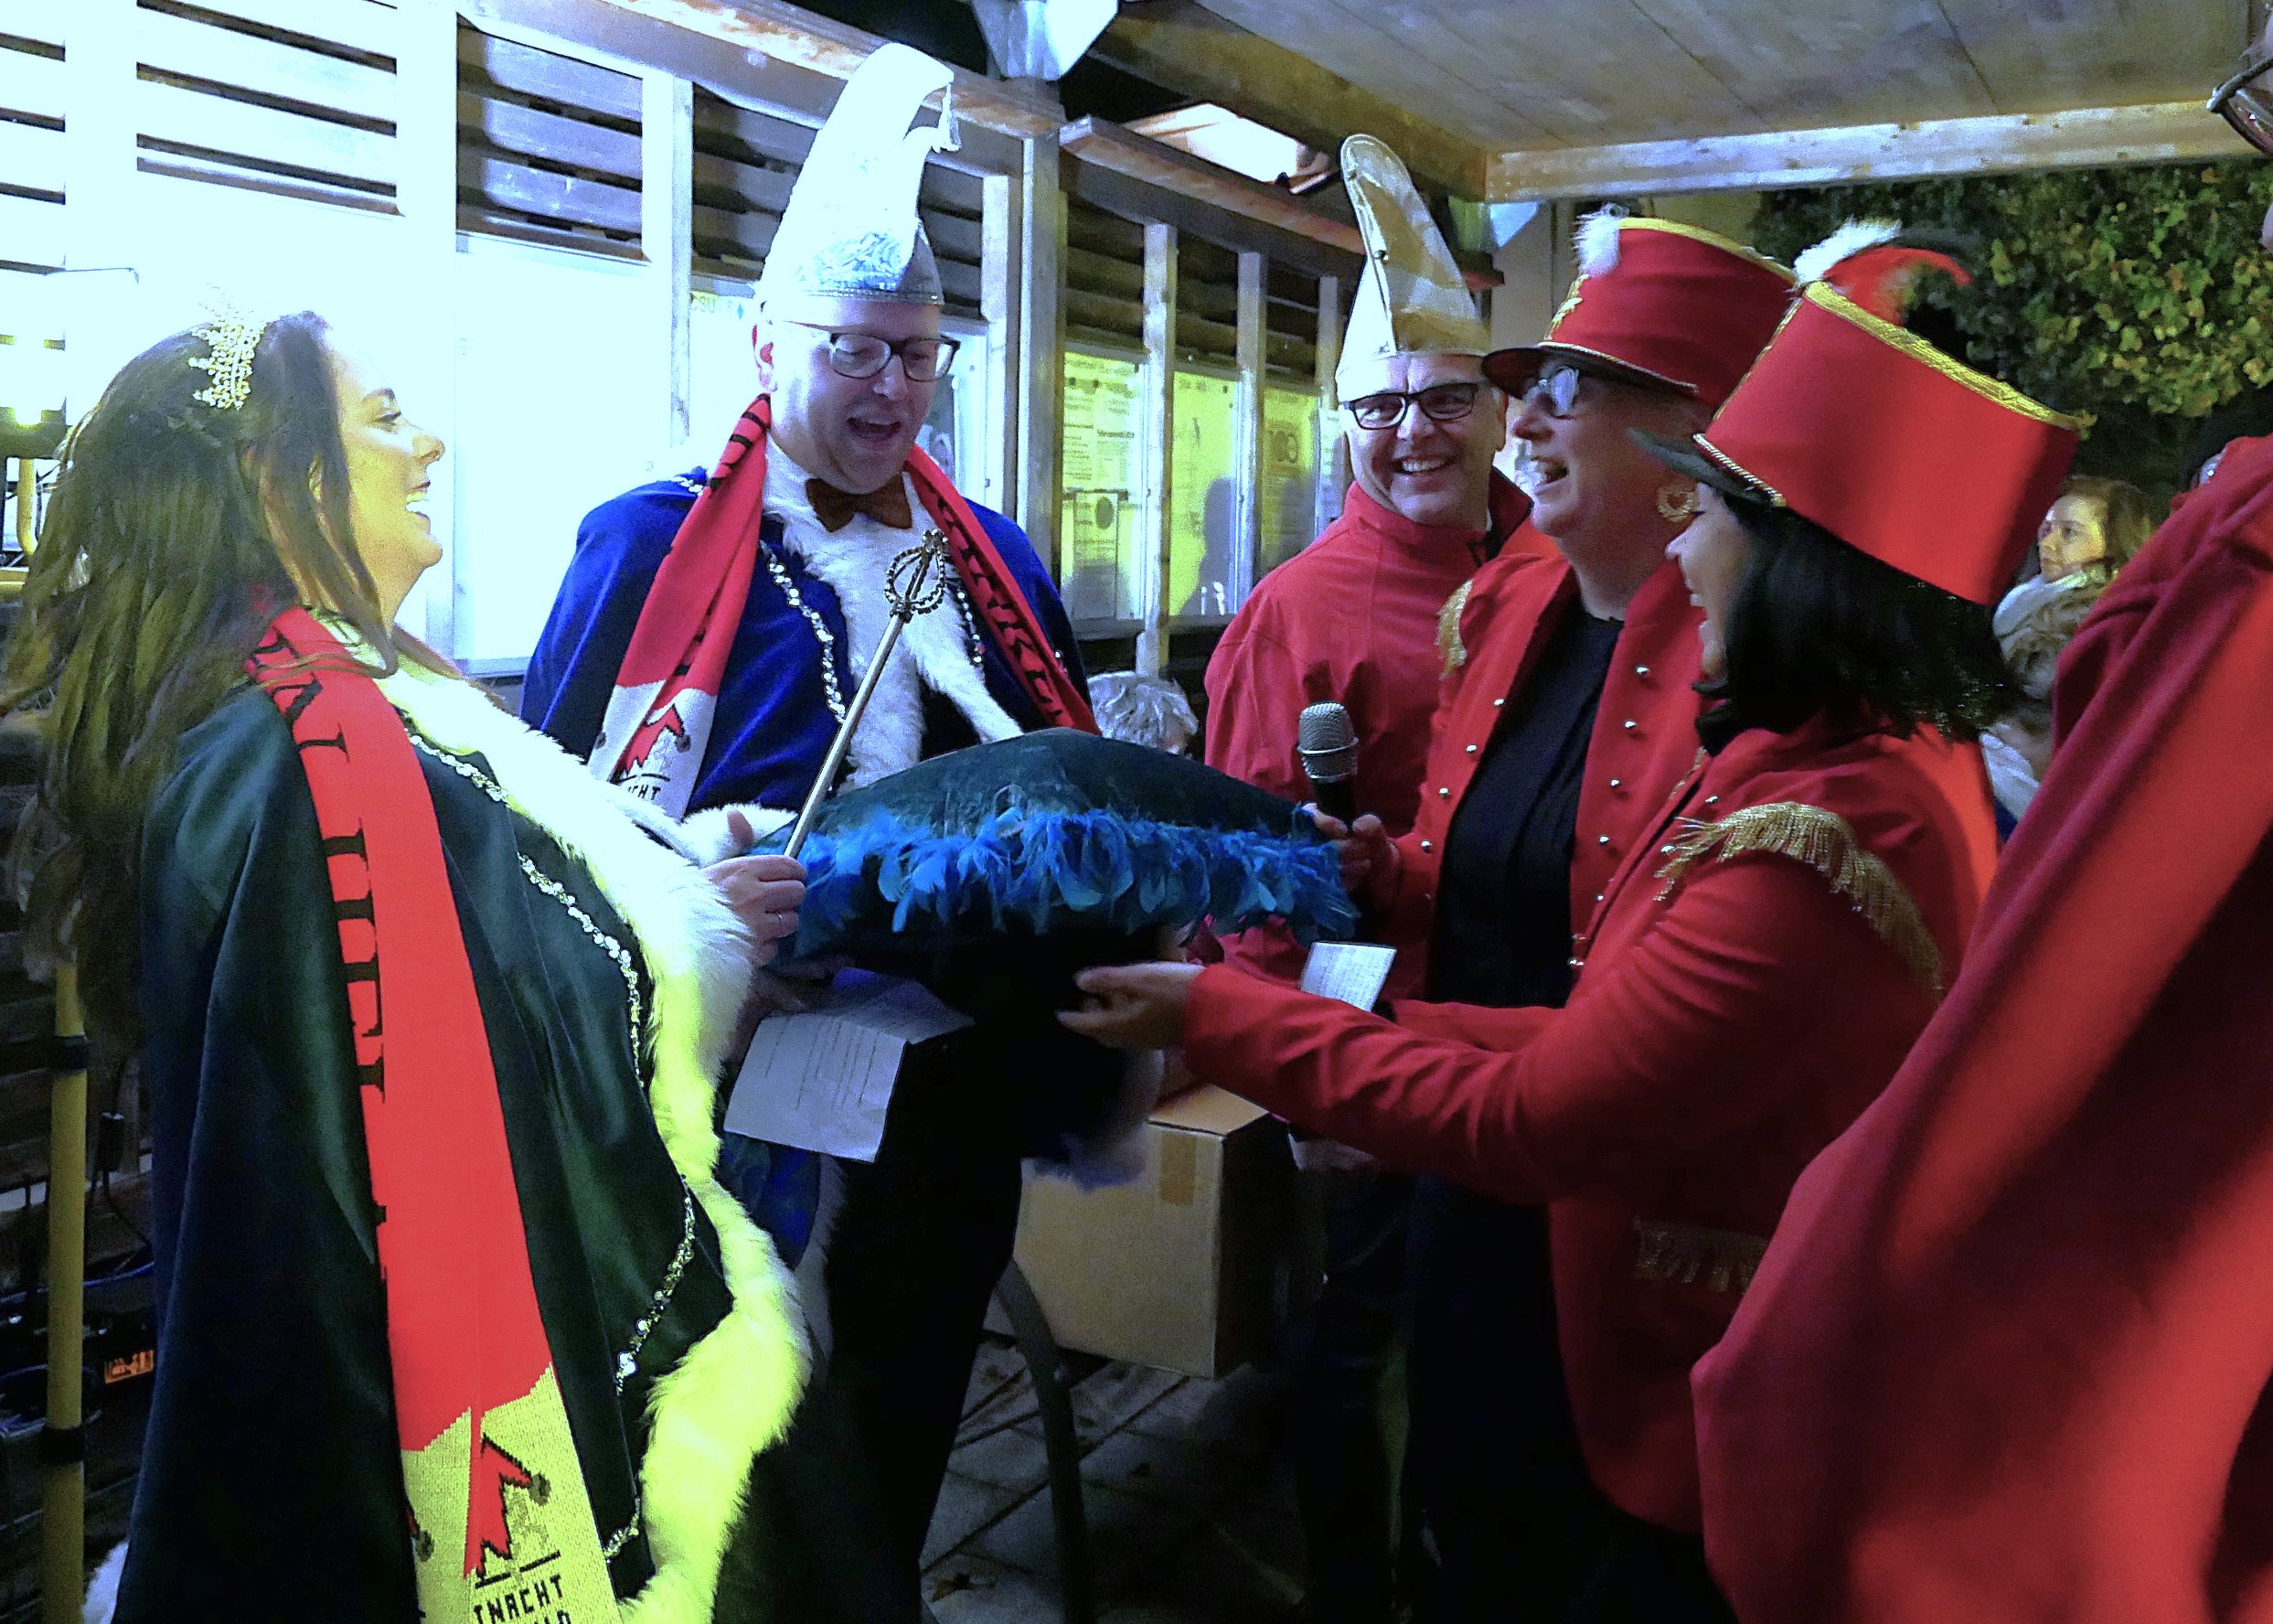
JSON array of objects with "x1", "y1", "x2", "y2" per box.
[{"x1": 763, "y1": 447, "x2": 1020, "y2": 787}]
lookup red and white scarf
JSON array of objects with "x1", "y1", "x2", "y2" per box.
[
  {"x1": 248, "y1": 609, "x2": 618, "y2": 1616},
  {"x1": 592, "y1": 397, "x2": 1094, "y2": 817}
]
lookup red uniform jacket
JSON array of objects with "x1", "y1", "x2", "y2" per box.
[
  {"x1": 1181, "y1": 713, "x2": 1991, "y2": 1533},
  {"x1": 1691, "y1": 442, "x2": 2273, "y2": 1623},
  {"x1": 1205, "y1": 475, "x2": 1530, "y2": 990},
  {"x1": 1374, "y1": 549, "x2": 1712, "y2": 978}
]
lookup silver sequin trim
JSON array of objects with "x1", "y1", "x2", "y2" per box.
[
  {"x1": 614, "y1": 1194, "x2": 698, "y2": 1393},
  {"x1": 408, "y1": 735, "x2": 645, "y2": 1070},
  {"x1": 602, "y1": 1501, "x2": 642, "y2": 1561},
  {"x1": 763, "y1": 542, "x2": 851, "y2": 724}
]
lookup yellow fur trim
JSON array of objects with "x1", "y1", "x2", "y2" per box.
[
  {"x1": 1436, "y1": 579, "x2": 1472, "y2": 675},
  {"x1": 1654, "y1": 800, "x2": 1944, "y2": 995},
  {"x1": 375, "y1": 663, "x2": 806, "y2": 1623}
]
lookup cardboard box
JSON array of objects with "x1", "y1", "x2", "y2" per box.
[{"x1": 1008, "y1": 1085, "x2": 1290, "y2": 1379}]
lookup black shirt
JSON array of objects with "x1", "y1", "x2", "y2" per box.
[{"x1": 1429, "y1": 602, "x2": 1625, "y2": 1010}]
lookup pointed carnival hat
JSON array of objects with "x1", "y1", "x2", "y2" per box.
[
  {"x1": 759, "y1": 42, "x2": 959, "y2": 306},
  {"x1": 1643, "y1": 227, "x2": 2080, "y2": 604},
  {"x1": 1334, "y1": 134, "x2": 1489, "y2": 398},
  {"x1": 1483, "y1": 211, "x2": 1796, "y2": 408}
]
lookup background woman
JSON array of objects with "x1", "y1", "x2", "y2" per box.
[
  {"x1": 5, "y1": 312, "x2": 896, "y2": 1621},
  {"x1": 1065, "y1": 280, "x2": 2076, "y2": 1620}
]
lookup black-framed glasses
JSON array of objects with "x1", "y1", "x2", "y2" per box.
[
  {"x1": 2210, "y1": 49, "x2": 2273, "y2": 155},
  {"x1": 778, "y1": 318, "x2": 962, "y2": 382},
  {"x1": 1519, "y1": 362, "x2": 1587, "y2": 421},
  {"x1": 1343, "y1": 380, "x2": 1485, "y2": 432}
]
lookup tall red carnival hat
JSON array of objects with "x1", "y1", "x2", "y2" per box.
[
  {"x1": 1483, "y1": 212, "x2": 1797, "y2": 409},
  {"x1": 1652, "y1": 278, "x2": 2082, "y2": 604}
]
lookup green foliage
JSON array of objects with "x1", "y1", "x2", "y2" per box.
[{"x1": 1752, "y1": 162, "x2": 2273, "y2": 426}]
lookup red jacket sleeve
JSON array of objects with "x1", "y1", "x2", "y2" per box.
[{"x1": 1183, "y1": 849, "x2": 1933, "y2": 1208}]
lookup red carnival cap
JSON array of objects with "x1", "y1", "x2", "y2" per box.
[
  {"x1": 1482, "y1": 214, "x2": 1797, "y2": 408},
  {"x1": 1681, "y1": 283, "x2": 2082, "y2": 604}
]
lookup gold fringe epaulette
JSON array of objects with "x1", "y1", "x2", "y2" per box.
[
  {"x1": 1633, "y1": 1219, "x2": 1768, "y2": 1296},
  {"x1": 1654, "y1": 800, "x2": 1944, "y2": 994},
  {"x1": 1437, "y1": 579, "x2": 1473, "y2": 674}
]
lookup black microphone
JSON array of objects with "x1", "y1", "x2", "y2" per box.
[{"x1": 1297, "y1": 701, "x2": 1361, "y2": 825}]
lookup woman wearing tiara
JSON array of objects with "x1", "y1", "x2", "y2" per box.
[{"x1": 5, "y1": 310, "x2": 903, "y2": 1621}]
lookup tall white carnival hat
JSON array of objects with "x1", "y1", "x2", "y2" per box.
[
  {"x1": 760, "y1": 42, "x2": 961, "y2": 307},
  {"x1": 1334, "y1": 134, "x2": 1489, "y2": 398}
]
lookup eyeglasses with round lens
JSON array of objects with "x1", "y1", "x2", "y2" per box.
[
  {"x1": 780, "y1": 319, "x2": 962, "y2": 383},
  {"x1": 2209, "y1": 50, "x2": 2273, "y2": 155},
  {"x1": 1343, "y1": 380, "x2": 1486, "y2": 432},
  {"x1": 1520, "y1": 364, "x2": 1585, "y2": 420}
]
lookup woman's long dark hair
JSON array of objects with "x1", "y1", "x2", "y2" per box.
[
  {"x1": 1697, "y1": 491, "x2": 2016, "y2": 753},
  {"x1": 3, "y1": 311, "x2": 452, "y2": 1040}
]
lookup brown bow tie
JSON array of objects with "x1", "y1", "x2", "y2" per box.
[{"x1": 806, "y1": 476, "x2": 912, "y2": 533}]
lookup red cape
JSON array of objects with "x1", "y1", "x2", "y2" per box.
[{"x1": 1693, "y1": 436, "x2": 2273, "y2": 1622}]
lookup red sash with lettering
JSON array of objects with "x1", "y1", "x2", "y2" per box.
[
  {"x1": 591, "y1": 396, "x2": 1095, "y2": 816},
  {"x1": 247, "y1": 609, "x2": 617, "y2": 1614}
]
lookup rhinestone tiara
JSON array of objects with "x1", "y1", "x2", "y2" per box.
[{"x1": 186, "y1": 309, "x2": 272, "y2": 412}]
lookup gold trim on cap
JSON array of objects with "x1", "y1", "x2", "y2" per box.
[
  {"x1": 1803, "y1": 282, "x2": 2085, "y2": 431},
  {"x1": 1690, "y1": 433, "x2": 1788, "y2": 507},
  {"x1": 1535, "y1": 340, "x2": 1701, "y2": 396},
  {"x1": 1609, "y1": 216, "x2": 1798, "y2": 283}
]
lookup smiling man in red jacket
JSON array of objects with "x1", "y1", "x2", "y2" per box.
[{"x1": 1201, "y1": 135, "x2": 1522, "y2": 1624}]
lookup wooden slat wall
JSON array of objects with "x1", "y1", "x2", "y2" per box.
[
  {"x1": 1065, "y1": 195, "x2": 1146, "y2": 350},
  {"x1": 457, "y1": 21, "x2": 643, "y2": 253},
  {"x1": 130, "y1": 0, "x2": 405, "y2": 208},
  {"x1": 1265, "y1": 263, "x2": 1318, "y2": 381},
  {"x1": 0, "y1": 26, "x2": 69, "y2": 268}
]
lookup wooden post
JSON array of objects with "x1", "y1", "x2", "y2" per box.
[
  {"x1": 980, "y1": 170, "x2": 1019, "y2": 520},
  {"x1": 1013, "y1": 134, "x2": 1067, "y2": 574},
  {"x1": 1230, "y1": 251, "x2": 1264, "y2": 613},
  {"x1": 1314, "y1": 272, "x2": 1343, "y2": 535},
  {"x1": 41, "y1": 961, "x2": 86, "y2": 1621},
  {"x1": 1136, "y1": 219, "x2": 1177, "y2": 677},
  {"x1": 642, "y1": 69, "x2": 696, "y2": 449}
]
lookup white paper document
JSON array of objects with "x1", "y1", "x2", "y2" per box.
[
  {"x1": 724, "y1": 971, "x2": 973, "y2": 1162},
  {"x1": 1300, "y1": 942, "x2": 1398, "y2": 1011}
]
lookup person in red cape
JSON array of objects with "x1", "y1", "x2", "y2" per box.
[
  {"x1": 1685, "y1": 33, "x2": 2273, "y2": 1622},
  {"x1": 4, "y1": 311, "x2": 905, "y2": 1621},
  {"x1": 1062, "y1": 275, "x2": 2072, "y2": 1621}
]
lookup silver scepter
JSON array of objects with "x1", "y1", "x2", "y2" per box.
[{"x1": 784, "y1": 528, "x2": 954, "y2": 859}]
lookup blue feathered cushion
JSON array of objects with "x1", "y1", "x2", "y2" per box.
[{"x1": 763, "y1": 729, "x2": 1356, "y2": 957}]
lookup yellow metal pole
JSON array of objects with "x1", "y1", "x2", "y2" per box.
[
  {"x1": 13, "y1": 457, "x2": 34, "y2": 554},
  {"x1": 42, "y1": 960, "x2": 86, "y2": 1619}
]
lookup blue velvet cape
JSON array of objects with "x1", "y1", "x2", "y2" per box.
[{"x1": 520, "y1": 471, "x2": 1088, "y2": 1254}]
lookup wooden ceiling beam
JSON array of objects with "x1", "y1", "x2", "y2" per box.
[
  {"x1": 1061, "y1": 114, "x2": 1502, "y2": 289},
  {"x1": 1487, "y1": 100, "x2": 2255, "y2": 201},
  {"x1": 557, "y1": 0, "x2": 1066, "y2": 139},
  {"x1": 1089, "y1": 2, "x2": 1487, "y2": 198}
]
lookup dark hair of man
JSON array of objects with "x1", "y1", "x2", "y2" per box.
[
  {"x1": 1696, "y1": 491, "x2": 2017, "y2": 753},
  {"x1": 2, "y1": 311, "x2": 453, "y2": 1040}
]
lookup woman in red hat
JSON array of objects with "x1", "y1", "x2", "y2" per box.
[{"x1": 1065, "y1": 278, "x2": 2076, "y2": 1620}]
